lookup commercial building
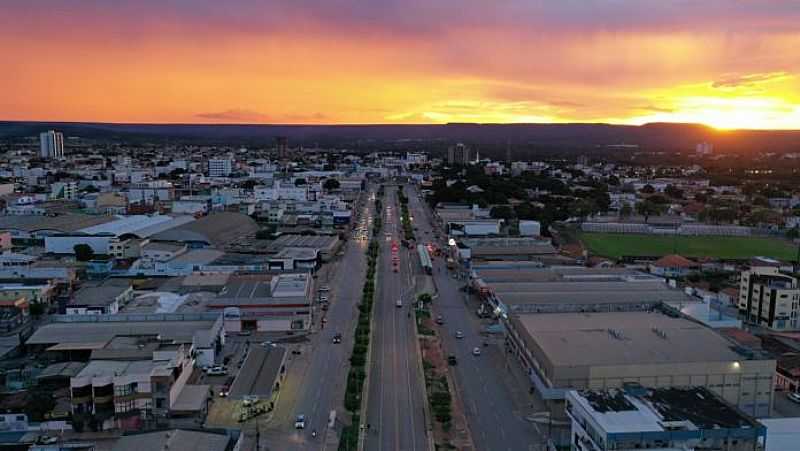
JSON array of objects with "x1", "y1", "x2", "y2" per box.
[
  {"x1": 447, "y1": 219, "x2": 501, "y2": 237},
  {"x1": 739, "y1": 262, "x2": 800, "y2": 331},
  {"x1": 454, "y1": 237, "x2": 556, "y2": 262},
  {"x1": 211, "y1": 273, "x2": 312, "y2": 332},
  {"x1": 505, "y1": 310, "x2": 776, "y2": 417},
  {"x1": 67, "y1": 279, "x2": 133, "y2": 315},
  {"x1": 44, "y1": 215, "x2": 195, "y2": 255},
  {"x1": 150, "y1": 212, "x2": 258, "y2": 249},
  {"x1": 471, "y1": 265, "x2": 697, "y2": 315},
  {"x1": 447, "y1": 143, "x2": 471, "y2": 165},
  {"x1": 566, "y1": 386, "x2": 765, "y2": 451},
  {"x1": 40, "y1": 130, "x2": 65, "y2": 160},
  {"x1": 70, "y1": 343, "x2": 207, "y2": 430},
  {"x1": 267, "y1": 247, "x2": 319, "y2": 271},
  {"x1": 208, "y1": 159, "x2": 233, "y2": 178},
  {"x1": 268, "y1": 234, "x2": 341, "y2": 261}
]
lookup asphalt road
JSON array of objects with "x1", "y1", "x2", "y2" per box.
[
  {"x1": 260, "y1": 190, "x2": 374, "y2": 451},
  {"x1": 405, "y1": 185, "x2": 545, "y2": 451},
  {"x1": 364, "y1": 185, "x2": 429, "y2": 451}
]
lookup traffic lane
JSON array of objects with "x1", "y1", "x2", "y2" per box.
[
  {"x1": 264, "y1": 199, "x2": 373, "y2": 450},
  {"x1": 433, "y1": 266, "x2": 539, "y2": 451}
]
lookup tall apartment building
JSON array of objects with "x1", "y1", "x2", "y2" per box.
[
  {"x1": 208, "y1": 159, "x2": 233, "y2": 177},
  {"x1": 40, "y1": 130, "x2": 65, "y2": 160},
  {"x1": 447, "y1": 143, "x2": 471, "y2": 165},
  {"x1": 739, "y1": 263, "x2": 800, "y2": 331},
  {"x1": 276, "y1": 136, "x2": 289, "y2": 159}
]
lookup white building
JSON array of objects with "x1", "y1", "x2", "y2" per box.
[
  {"x1": 696, "y1": 142, "x2": 714, "y2": 156},
  {"x1": 208, "y1": 159, "x2": 233, "y2": 177},
  {"x1": 255, "y1": 181, "x2": 308, "y2": 201},
  {"x1": 566, "y1": 386, "x2": 765, "y2": 451},
  {"x1": 40, "y1": 130, "x2": 64, "y2": 160}
]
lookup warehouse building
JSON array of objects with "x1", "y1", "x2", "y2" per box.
[{"x1": 505, "y1": 310, "x2": 776, "y2": 418}]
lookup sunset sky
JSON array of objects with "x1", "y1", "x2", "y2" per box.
[{"x1": 2, "y1": 1, "x2": 800, "y2": 129}]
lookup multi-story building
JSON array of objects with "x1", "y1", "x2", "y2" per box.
[
  {"x1": 208, "y1": 159, "x2": 233, "y2": 177},
  {"x1": 739, "y1": 261, "x2": 800, "y2": 331},
  {"x1": 566, "y1": 385, "x2": 765, "y2": 451},
  {"x1": 40, "y1": 130, "x2": 65, "y2": 160},
  {"x1": 70, "y1": 343, "x2": 196, "y2": 430},
  {"x1": 447, "y1": 143, "x2": 471, "y2": 165}
]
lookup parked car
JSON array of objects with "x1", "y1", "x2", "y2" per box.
[
  {"x1": 295, "y1": 414, "x2": 306, "y2": 429},
  {"x1": 219, "y1": 386, "x2": 230, "y2": 397},
  {"x1": 472, "y1": 347, "x2": 481, "y2": 356},
  {"x1": 395, "y1": 299, "x2": 403, "y2": 308},
  {"x1": 435, "y1": 315, "x2": 444, "y2": 325},
  {"x1": 238, "y1": 331, "x2": 252, "y2": 336},
  {"x1": 319, "y1": 295, "x2": 328, "y2": 302}
]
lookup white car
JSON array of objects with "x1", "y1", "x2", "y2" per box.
[
  {"x1": 455, "y1": 330, "x2": 464, "y2": 339},
  {"x1": 395, "y1": 299, "x2": 403, "y2": 308},
  {"x1": 206, "y1": 366, "x2": 227, "y2": 376},
  {"x1": 319, "y1": 285, "x2": 331, "y2": 292},
  {"x1": 472, "y1": 347, "x2": 481, "y2": 356},
  {"x1": 295, "y1": 414, "x2": 306, "y2": 429},
  {"x1": 319, "y1": 295, "x2": 328, "y2": 302},
  {"x1": 789, "y1": 392, "x2": 800, "y2": 404}
]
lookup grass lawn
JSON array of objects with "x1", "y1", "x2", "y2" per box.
[{"x1": 580, "y1": 232, "x2": 798, "y2": 260}]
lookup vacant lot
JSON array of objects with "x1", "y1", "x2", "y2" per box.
[{"x1": 580, "y1": 232, "x2": 797, "y2": 260}]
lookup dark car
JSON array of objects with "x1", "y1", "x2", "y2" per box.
[
  {"x1": 332, "y1": 333, "x2": 342, "y2": 344},
  {"x1": 435, "y1": 315, "x2": 444, "y2": 325},
  {"x1": 447, "y1": 354, "x2": 458, "y2": 366}
]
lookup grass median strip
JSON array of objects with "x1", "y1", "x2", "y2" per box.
[{"x1": 339, "y1": 188, "x2": 383, "y2": 451}]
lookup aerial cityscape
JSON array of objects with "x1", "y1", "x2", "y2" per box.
[{"x1": 2, "y1": 1, "x2": 800, "y2": 451}]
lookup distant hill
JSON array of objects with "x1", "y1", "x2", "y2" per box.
[{"x1": 2, "y1": 121, "x2": 799, "y2": 153}]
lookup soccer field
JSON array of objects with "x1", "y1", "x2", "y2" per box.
[{"x1": 580, "y1": 232, "x2": 798, "y2": 260}]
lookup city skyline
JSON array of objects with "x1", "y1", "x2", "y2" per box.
[{"x1": 2, "y1": 1, "x2": 800, "y2": 129}]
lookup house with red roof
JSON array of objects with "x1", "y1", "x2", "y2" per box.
[{"x1": 649, "y1": 254, "x2": 699, "y2": 278}]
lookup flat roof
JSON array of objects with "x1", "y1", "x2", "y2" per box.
[
  {"x1": 28, "y1": 320, "x2": 217, "y2": 346},
  {"x1": 761, "y1": 418, "x2": 800, "y2": 451},
  {"x1": 72, "y1": 280, "x2": 131, "y2": 306},
  {"x1": 75, "y1": 360, "x2": 158, "y2": 379},
  {"x1": 513, "y1": 311, "x2": 744, "y2": 368},
  {"x1": 112, "y1": 429, "x2": 231, "y2": 451},
  {"x1": 497, "y1": 281, "x2": 694, "y2": 307},
  {"x1": 171, "y1": 384, "x2": 210, "y2": 412},
  {"x1": 570, "y1": 386, "x2": 760, "y2": 435},
  {"x1": 229, "y1": 345, "x2": 287, "y2": 399},
  {"x1": 170, "y1": 248, "x2": 225, "y2": 265},
  {"x1": 270, "y1": 234, "x2": 339, "y2": 251}
]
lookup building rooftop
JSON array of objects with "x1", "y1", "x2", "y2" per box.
[
  {"x1": 27, "y1": 318, "x2": 218, "y2": 347},
  {"x1": 78, "y1": 214, "x2": 193, "y2": 238},
  {"x1": 72, "y1": 279, "x2": 131, "y2": 307},
  {"x1": 0, "y1": 213, "x2": 114, "y2": 234},
  {"x1": 112, "y1": 429, "x2": 231, "y2": 451},
  {"x1": 652, "y1": 254, "x2": 698, "y2": 268},
  {"x1": 229, "y1": 345, "x2": 287, "y2": 399},
  {"x1": 569, "y1": 386, "x2": 762, "y2": 435},
  {"x1": 151, "y1": 212, "x2": 258, "y2": 247},
  {"x1": 142, "y1": 242, "x2": 186, "y2": 253},
  {"x1": 460, "y1": 237, "x2": 556, "y2": 256},
  {"x1": 269, "y1": 234, "x2": 339, "y2": 251},
  {"x1": 75, "y1": 359, "x2": 158, "y2": 379},
  {"x1": 511, "y1": 311, "x2": 745, "y2": 368}
]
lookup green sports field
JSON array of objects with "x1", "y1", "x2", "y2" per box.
[{"x1": 580, "y1": 232, "x2": 798, "y2": 260}]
